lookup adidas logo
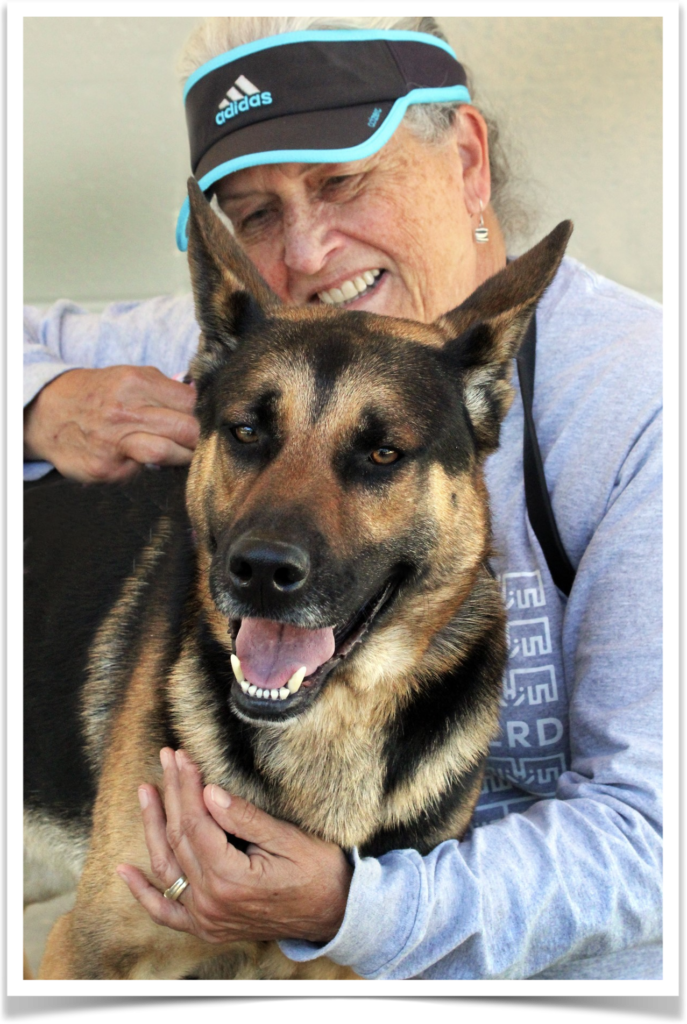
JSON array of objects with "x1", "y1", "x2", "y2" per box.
[{"x1": 215, "y1": 75, "x2": 272, "y2": 125}]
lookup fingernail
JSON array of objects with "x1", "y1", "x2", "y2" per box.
[
  {"x1": 175, "y1": 749, "x2": 185, "y2": 769},
  {"x1": 160, "y1": 748, "x2": 172, "y2": 769},
  {"x1": 211, "y1": 785, "x2": 231, "y2": 808},
  {"x1": 138, "y1": 787, "x2": 149, "y2": 810}
]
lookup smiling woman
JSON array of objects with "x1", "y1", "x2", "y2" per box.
[
  {"x1": 213, "y1": 123, "x2": 504, "y2": 322},
  {"x1": 23, "y1": 15, "x2": 662, "y2": 308},
  {"x1": 22, "y1": 11, "x2": 666, "y2": 987}
]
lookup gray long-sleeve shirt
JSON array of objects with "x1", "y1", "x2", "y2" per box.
[{"x1": 23, "y1": 256, "x2": 663, "y2": 979}]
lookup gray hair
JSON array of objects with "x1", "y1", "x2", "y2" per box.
[{"x1": 177, "y1": 16, "x2": 530, "y2": 243}]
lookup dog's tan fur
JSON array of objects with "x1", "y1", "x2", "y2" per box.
[{"x1": 25, "y1": 182, "x2": 571, "y2": 979}]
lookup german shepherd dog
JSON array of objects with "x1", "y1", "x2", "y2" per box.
[{"x1": 24, "y1": 180, "x2": 571, "y2": 980}]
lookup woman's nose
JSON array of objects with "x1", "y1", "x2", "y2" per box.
[{"x1": 282, "y1": 203, "x2": 339, "y2": 277}]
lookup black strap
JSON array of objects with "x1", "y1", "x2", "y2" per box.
[{"x1": 516, "y1": 314, "x2": 576, "y2": 597}]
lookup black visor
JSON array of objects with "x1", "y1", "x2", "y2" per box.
[{"x1": 177, "y1": 29, "x2": 470, "y2": 250}]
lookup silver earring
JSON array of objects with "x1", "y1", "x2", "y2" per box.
[{"x1": 474, "y1": 200, "x2": 489, "y2": 244}]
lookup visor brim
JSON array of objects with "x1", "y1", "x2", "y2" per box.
[{"x1": 176, "y1": 84, "x2": 470, "y2": 251}]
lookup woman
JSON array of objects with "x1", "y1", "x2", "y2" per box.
[{"x1": 23, "y1": 17, "x2": 662, "y2": 980}]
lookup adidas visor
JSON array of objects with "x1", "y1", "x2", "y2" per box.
[{"x1": 176, "y1": 29, "x2": 470, "y2": 250}]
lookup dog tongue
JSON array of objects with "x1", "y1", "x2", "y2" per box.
[{"x1": 235, "y1": 618, "x2": 336, "y2": 690}]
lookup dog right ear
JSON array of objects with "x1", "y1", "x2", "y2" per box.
[
  {"x1": 435, "y1": 220, "x2": 572, "y2": 455},
  {"x1": 186, "y1": 178, "x2": 281, "y2": 372}
]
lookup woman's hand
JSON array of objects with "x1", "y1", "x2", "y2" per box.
[
  {"x1": 24, "y1": 366, "x2": 199, "y2": 483},
  {"x1": 117, "y1": 748, "x2": 353, "y2": 945}
]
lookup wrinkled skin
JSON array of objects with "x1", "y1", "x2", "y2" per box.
[{"x1": 117, "y1": 749, "x2": 353, "y2": 945}]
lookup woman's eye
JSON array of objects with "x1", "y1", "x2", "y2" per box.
[
  {"x1": 237, "y1": 205, "x2": 276, "y2": 235},
  {"x1": 232, "y1": 425, "x2": 258, "y2": 444},
  {"x1": 370, "y1": 447, "x2": 400, "y2": 465},
  {"x1": 322, "y1": 174, "x2": 361, "y2": 198}
]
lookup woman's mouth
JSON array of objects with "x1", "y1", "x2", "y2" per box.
[{"x1": 316, "y1": 269, "x2": 384, "y2": 307}]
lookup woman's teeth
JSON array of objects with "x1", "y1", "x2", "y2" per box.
[
  {"x1": 231, "y1": 654, "x2": 306, "y2": 701},
  {"x1": 318, "y1": 269, "x2": 381, "y2": 306}
]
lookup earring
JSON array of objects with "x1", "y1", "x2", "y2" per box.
[{"x1": 474, "y1": 200, "x2": 489, "y2": 244}]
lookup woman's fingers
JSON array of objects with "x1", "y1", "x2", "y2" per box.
[
  {"x1": 161, "y1": 749, "x2": 240, "y2": 885},
  {"x1": 135, "y1": 781, "x2": 188, "y2": 893},
  {"x1": 122, "y1": 748, "x2": 352, "y2": 945},
  {"x1": 24, "y1": 366, "x2": 199, "y2": 482},
  {"x1": 204, "y1": 784, "x2": 299, "y2": 861},
  {"x1": 116, "y1": 862, "x2": 192, "y2": 933}
]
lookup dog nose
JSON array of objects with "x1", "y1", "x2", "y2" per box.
[{"x1": 227, "y1": 538, "x2": 310, "y2": 596}]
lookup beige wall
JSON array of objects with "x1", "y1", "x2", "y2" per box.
[
  {"x1": 23, "y1": 16, "x2": 662, "y2": 308},
  {"x1": 441, "y1": 17, "x2": 663, "y2": 301}
]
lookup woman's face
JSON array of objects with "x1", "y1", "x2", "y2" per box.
[{"x1": 216, "y1": 113, "x2": 503, "y2": 324}]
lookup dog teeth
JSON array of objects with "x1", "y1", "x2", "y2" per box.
[
  {"x1": 287, "y1": 666, "x2": 307, "y2": 694},
  {"x1": 237, "y1": 665, "x2": 308, "y2": 701},
  {"x1": 230, "y1": 654, "x2": 245, "y2": 684}
]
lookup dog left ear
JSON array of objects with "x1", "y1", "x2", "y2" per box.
[
  {"x1": 186, "y1": 178, "x2": 281, "y2": 375},
  {"x1": 436, "y1": 220, "x2": 573, "y2": 454}
]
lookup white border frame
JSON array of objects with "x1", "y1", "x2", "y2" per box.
[{"x1": 8, "y1": 0, "x2": 680, "y2": 1009}]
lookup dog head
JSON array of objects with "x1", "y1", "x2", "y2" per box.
[{"x1": 184, "y1": 180, "x2": 571, "y2": 725}]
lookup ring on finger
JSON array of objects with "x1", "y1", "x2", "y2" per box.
[{"x1": 163, "y1": 874, "x2": 190, "y2": 901}]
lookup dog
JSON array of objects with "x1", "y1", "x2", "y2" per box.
[{"x1": 24, "y1": 180, "x2": 571, "y2": 979}]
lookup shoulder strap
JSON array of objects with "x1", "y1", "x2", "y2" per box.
[{"x1": 516, "y1": 314, "x2": 576, "y2": 597}]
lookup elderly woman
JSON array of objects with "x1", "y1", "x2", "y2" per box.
[{"x1": 23, "y1": 17, "x2": 662, "y2": 980}]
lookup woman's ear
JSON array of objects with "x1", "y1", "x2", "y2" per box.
[{"x1": 451, "y1": 105, "x2": 492, "y2": 216}]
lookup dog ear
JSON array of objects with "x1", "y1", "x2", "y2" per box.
[
  {"x1": 436, "y1": 220, "x2": 573, "y2": 454},
  {"x1": 186, "y1": 178, "x2": 280, "y2": 370}
]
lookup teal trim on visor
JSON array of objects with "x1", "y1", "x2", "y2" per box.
[
  {"x1": 183, "y1": 29, "x2": 461, "y2": 102},
  {"x1": 176, "y1": 83, "x2": 471, "y2": 251}
]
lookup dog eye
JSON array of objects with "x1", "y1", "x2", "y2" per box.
[
  {"x1": 232, "y1": 425, "x2": 258, "y2": 444},
  {"x1": 370, "y1": 447, "x2": 400, "y2": 465}
]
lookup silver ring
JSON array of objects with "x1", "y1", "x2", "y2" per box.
[{"x1": 163, "y1": 874, "x2": 190, "y2": 901}]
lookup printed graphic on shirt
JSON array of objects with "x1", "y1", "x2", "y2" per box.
[
  {"x1": 473, "y1": 564, "x2": 570, "y2": 825},
  {"x1": 471, "y1": 793, "x2": 538, "y2": 827},
  {"x1": 502, "y1": 569, "x2": 545, "y2": 610},
  {"x1": 503, "y1": 664, "x2": 557, "y2": 707},
  {"x1": 488, "y1": 751, "x2": 566, "y2": 788},
  {"x1": 507, "y1": 616, "x2": 552, "y2": 660}
]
